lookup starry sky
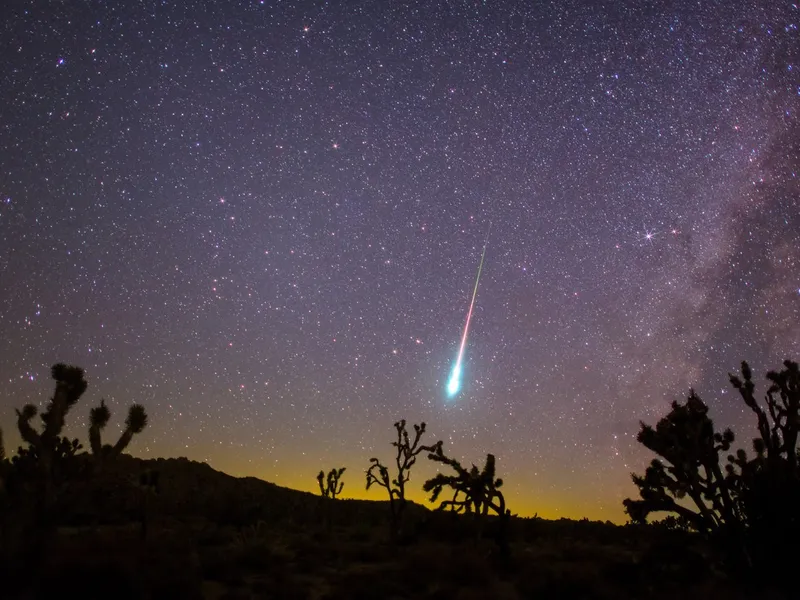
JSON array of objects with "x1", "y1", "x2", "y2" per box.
[{"x1": 1, "y1": 1, "x2": 798, "y2": 522}]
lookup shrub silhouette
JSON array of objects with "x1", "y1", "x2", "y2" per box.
[
  {"x1": 366, "y1": 419, "x2": 439, "y2": 541},
  {"x1": 317, "y1": 467, "x2": 345, "y2": 499},
  {"x1": 625, "y1": 359, "x2": 800, "y2": 587}
]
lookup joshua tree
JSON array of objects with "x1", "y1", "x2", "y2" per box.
[
  {"x1": 317, "y1": 467, "x2": 346, "y2": 499},
  {"x1": 624, "y1": 359, "x2": 800, "y2": 581},
  {"x1": 15, "y1": 364, "x2": 88, "y2": 504},
  {"x1": 2, "y1": 363, "x2": 152, "y2": 585},
  {"x1": 366, "y1": 419, "x2": 439, "y2": 541},
  {"x1": 89, "y1": 398, "x2": 149, "y2": 460},
  {"x1": 622, "y1": 390, "x2": 739, "y2": 533},
  {"x1": 729, "y1": 360, "x2": 800, "y2": 469},
  {"x1": 88, "y1": 400, "x2": 110, "y2": 455},
  {"x1": 16, "y1": 364, "x2": 87, "y2": 451},
  {"x1": 727, "y1": 360, "x2": 800, "y2": 574},
  {"x1": 8, "y1": 364, "x2": 89, "y2": 563},
  {"x1": 424, "y1": 445, "x2": 510, "y2": 553},
  {"x1": 424, "y1": 445, "x2": 507, "y2": 518},
  {"x1": 317, "y1": 467, "x2": 345, "y2": 532}
]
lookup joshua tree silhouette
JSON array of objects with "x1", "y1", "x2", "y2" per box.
[
  {"x1": 424, "y1": 445, "x2": 506, "y2": 518},
  {"x1": 317, "y1": 467, "x2": 346, "y2": 499},
  {"x1": 625, "y1": 359, "x2": 800, "y2": 585},
  {"x1": 366, "y1": 419, "x2": 439, "y2": 541},
  {"x1": 424, "y1": 443, "x2": 511, "y2": 555}
]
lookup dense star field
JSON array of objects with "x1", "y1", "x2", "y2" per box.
[{"x1": 0, "y1": 1, "x2": 797, "y2": 521}]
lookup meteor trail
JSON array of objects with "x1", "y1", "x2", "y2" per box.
[{"x1": 446, "y1": 222, "x2": 491, "y2": 399}]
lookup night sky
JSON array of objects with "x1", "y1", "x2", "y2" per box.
[{"x1": 1, "y1": 1, "x2": 798, "y2": 521}]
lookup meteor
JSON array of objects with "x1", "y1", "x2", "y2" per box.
[{"x1": 446, "y1": 222, "x2": 491, "y2": 399}]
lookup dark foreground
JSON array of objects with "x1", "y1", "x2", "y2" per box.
[{"x1": 0, "y1": 457, "x2": 774, "y2": 600}]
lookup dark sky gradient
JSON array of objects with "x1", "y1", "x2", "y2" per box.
[{"x1": 1, "y1": 1, "x2": 797, "y2": 521}]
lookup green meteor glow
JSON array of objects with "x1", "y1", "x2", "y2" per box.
[{"x1": 446, "y1": 223, "x2": 491, "y2": 399}]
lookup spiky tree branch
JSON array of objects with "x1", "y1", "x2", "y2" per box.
[
  {"x1": 40, "y1": 364, "x2": 87, "y2": 446},
  {"x1": 726, "y1": 360, "x2": 800, "y2": 579},
  {"x1": 730, "y1": 360, "x2": 800, "y2": 469},
  {"x1": 112, "y1": 404, "x2": 148, "y2": 455},
  {"x1": 16, "y1": 404, "x2": 41, "y2": 449},
  {"x1": 89, "y1": 399, "x2": 110, "y2": 455},
  {"x1": 14, "y1": 365, "x2": 87, "y2": 482},
  {"x1": 89, "y1": 400, "x2": 148, "y2": 459}
]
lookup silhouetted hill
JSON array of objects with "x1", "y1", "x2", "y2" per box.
[{"x1": 60, "y1": 454, "x2": 428, "y2": 531}]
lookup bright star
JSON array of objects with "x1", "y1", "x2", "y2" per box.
[{"x1": 640, "y1": 225, "x2": 658, "y2": 244}]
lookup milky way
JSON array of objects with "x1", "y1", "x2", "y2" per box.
[{"x1": 0, "y1": 1, "x2": 797, "y2": 520}]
